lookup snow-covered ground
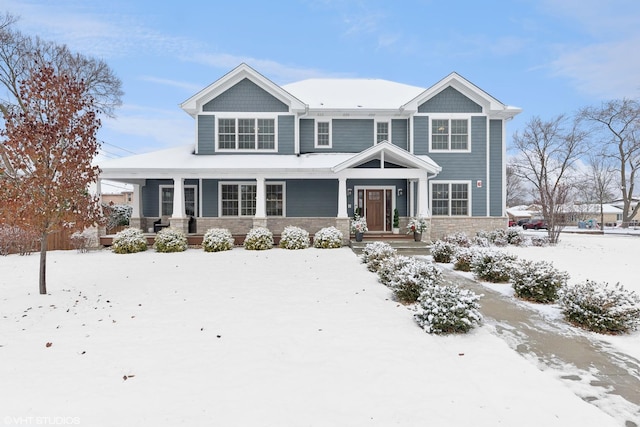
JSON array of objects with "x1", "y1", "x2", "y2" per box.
[{"x1": 0, "y1": 236, "x2": 636, "y2": 426}]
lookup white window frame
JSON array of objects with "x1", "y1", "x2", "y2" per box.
[
  {"x1": 429, "y1": 115, "x2": 472, "y2": 153},
  {"x1": 315, "y1": 120, "x2": 332, "y2": 148},
  {"x1": 158, "y1": 185, "x2": 198, "y2": 217},
  {"x1": 214, "y1": 114, "x2": 278, "y2": 153},
  {"x1": 429, "y1": 181, "x2": 472, "y2": 217},
  {"x1": 218, "y1": 181, "x2": 286, "y2": 217},
  {"x1": 376, "y1": 121, "x2": 390, "y2": 144}
]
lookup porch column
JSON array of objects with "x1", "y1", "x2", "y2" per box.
[
  {"x1": 171, "y1": 177, "x2": 185, "y2": 218},
  {"x1": 255, "y1": 177, "x2": 266, "y2": 218},
  {"x1": 337, "y1": 177, "x2": 348, "y2": 218},
  {"x1": 131, "y1": 184, "x2": 142, "y2": 218},
  {"x1": 418, "y1": 177, "x2": 429, "y2": 217},
  {"x1": 409, "y1": 179, "x2": 416, "y2": 217}
]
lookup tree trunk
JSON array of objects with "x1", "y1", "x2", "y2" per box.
[{"x1": 39, "y1": 233, "x2": 47, "y2": 294}]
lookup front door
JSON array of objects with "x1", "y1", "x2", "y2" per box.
[{"x1": 366, "y1": 190, "x2": 384, "y2": 231}]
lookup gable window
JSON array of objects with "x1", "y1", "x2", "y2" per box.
[
  {"x1": 376, "y1": 121, "x2": 389, "y2": 143},
  {"x1": 431, "y1": 118, "x2": 469, "y2": 151},
  {"x1": 217, "y1": 118, "x2": 276, "y2": 151},
  {"x1": 316, "y1": 121, "x2": 331, "y2": 148},
  {"x1": 220, "y1": 182, "x2": 285, "y2": 216},
  {"x1": 431, "y1": 182, "x2": 470, "y2": 216}
]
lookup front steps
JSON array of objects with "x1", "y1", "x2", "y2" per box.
[{"x1": 349, "y1": 233, "x2": 431, "y2": 256}]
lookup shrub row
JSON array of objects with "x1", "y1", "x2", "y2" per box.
[{"x1": 431, "y1": 229, "x2": 640, "y2": 335}]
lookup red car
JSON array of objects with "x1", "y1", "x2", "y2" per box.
[{"x1": 523, "y1": 218, "x2": 548, "y2": 230}]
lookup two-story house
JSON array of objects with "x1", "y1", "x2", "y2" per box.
[{"x1": 98, "y1": 63, "x2": 521, "y2": 242}]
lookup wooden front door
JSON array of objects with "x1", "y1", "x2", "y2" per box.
[{"x1": 366, "y1": 190, "x2": 385, "y2": 231}]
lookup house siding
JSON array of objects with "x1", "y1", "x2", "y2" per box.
[
  {"x1": 202, "y1": 179, "x2": 218, "y2": 217},
  {"x1": 285, "y1": 179, "x2": 338, "y2": 217},
  {"x1": 418, "y1": 86, "x2": 482, "y2": 113},
  {"x1": 278, "y1": 115, "x2": 295, "y2": 155},
  {"x1": 202, "y1": 78, "x2": 288, "y2": 112},
  {"x1": 299, "y1": 119, "x2": 374, "y2": 153},
  {"x1": 489, "y1": 119, "x2": 503, "y2": 216},
  {"x1": 391, "y1": 119, "x2": 408, "y2": 150},
  {"x1": 413, "y1": 116, "x2": 429, "y2": 155},
  {"x1": 299, "y1": 119, "x2": 315, "y2": 153},
  {"x1": 197, "y1": 115, "x2": 215, "y2": 154}
]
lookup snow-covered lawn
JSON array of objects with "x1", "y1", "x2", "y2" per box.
[{"x1": 0, "y1": 241, "x2": 633, "y2": 426}]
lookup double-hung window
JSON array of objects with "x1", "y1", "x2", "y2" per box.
[
  {"x1": 376, "y1": 121, "x2": 389, "y2": 143},
  {"x1": 220, "y1": 183, "x2": 285, "y2": 217},
  {"x1": 431, "y1": 118, "x2": 469, "y2": 151},
  {"x1": 316, "y1": 121, "x2": 331, "y2": 148},
  {"x1": 159, "y1": 185, "x2": 197, "y2": 217},
  {"x1": 431, "y1": 182, "x2": 470, "y2": 216},
  {"x1": 217, "y1": 118, "x2": 276, "y2": 151}
]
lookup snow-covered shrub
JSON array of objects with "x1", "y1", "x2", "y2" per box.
[
  {"x1": 430, "y1": 240, "x2": 456, "y2": 263},
  {"x1": 154, "y1": 227, "x2": 188, "y2": 253},
  {"x1": 471, "y1": 235, "x2": 491, "y2": 247},
  {"x1": 377, "y1": 255, "x2": 412, "y2": 287},
  {"x1": 279, "y1": 226, "x2": 310, "y2": 250},
  {"x1": 505, "y1": 228, "x2": 526, "y2": 246},
  {"x1": 510, "y1": 259, "x2": 569, "y2": 303},
  {"x1": 361, "y1": 241, "x2": 396, "y2": 272},
  {"x1": 243, "y1": 227, "x2": 274, "y2": 250},
  {"x1": 112, "y1": 228, "x2": 147, "y2": 254},
  {"x1": 470, "y1": 249, "x2": 517, "y2": 283},
  {"x1": 70, "y1": 229, "x2": 96, "y2": 253},
  {"x1": 529, "y1": 235, "x2": 550, "y2": 247},
  {"x1": 102, "y1": 203, "x2": 132, "y2": 230},
  {"x1": 559, "y1": 280, "x2": 640, "y2": 334},
  {"x1": 414, "y1": 285, "x2": 483, "y2": 334},
  {"x1": 202, "y1": 228, "x2": 235, "y2": 252},
  {"x1": 0, "y1": 225, "x2": 38, "y2": 256},
  {"x1": 313, "y1": 226, "x2": 343, "y2": 249},
  {"x1": 452, "y1": 246, "x2": 475, "y2": 272},
  {"x1": 443, "y1": 232, "x2": 471, "y2": 248},
  {"x1": 390, "y1": 258, "x2": 443, "y2": 304}
]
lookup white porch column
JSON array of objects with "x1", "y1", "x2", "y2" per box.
[
  {"x1": 171, "y1": 177, "x2": 185, "y2": 218},
  {"x1": 131, "y1": 184, "x2": 142, "y2": 218},
  {"x1": 337, "y1": 177, "x2": 348, "y2": 218},
  {"x1": 409, "y1": 179, "x2": 416, "y2": 217},
  {"x1": 96, "y1": 179, "x2": 103, "y2": 213},
  {"x1": 255, "y1": 177, "x2": 266, "y2": 218},
  {"x1": 418, "y1": 177, "x2": 429, "y2": 217}
]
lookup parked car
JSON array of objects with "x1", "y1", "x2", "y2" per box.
[
  {"x1": 517, "y1": 219, "x2": 529, "y2": 226},
  {"x1": 523, "y1": 218, "x2": 547, "y2": 230},
  {"x1": 508, "y1": 219, "x2": 517, "y2": 227}
]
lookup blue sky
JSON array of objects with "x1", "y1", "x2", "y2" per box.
[{"x1": 2, "y1": 0, "x2": 639, "y2": 161}]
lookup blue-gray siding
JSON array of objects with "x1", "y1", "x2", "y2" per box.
[
  {"x1": 278, "y1": 115, "x2": 295, "y2": 155},
  {"x1": 203, "y1": 78, "x2": 288, "y2": 112},
  {"x1": 197, "y1": 115, "x2": 215, "y2": 154},
  {"x1": 391, "y1": 119, "x2": 408, "y2": 150},
  {"x1": 413, "y1": 116, "x2": 429, "y2": 155},
  {"x1": 285, "y1": 180, "x2": 338, "y2": 217},
  {"x1": 489, "y1": 119, "x2": 503, "y2": 216},
  {"x1": 299, "y1": 119, "x2": 375, "y2": 153},
  {"x1": 143, "y1": 179, "x2": 199, "y2": 217},
  {"x1": 202, "y1": 179, "x2": 218, "y2": 217},
  {"x1": 418, "y1": 86, "x2": 482, "y2": 113}
]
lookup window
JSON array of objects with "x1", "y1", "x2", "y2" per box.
[
  {"x1": 431, "y1": 182, "x2": 470, "y2": 216},
  {"x1": 376, "y1": 121, "x2": 389, "y2": 143},
  {"x1": 316, "y1": 121, "x2": 331, "y2": 148},
  {"x1": 217, "y1": 118, "x2": 276, "y2": 151},
  {"x1": 220, "y1": 183, "x2": 284, "y2": 217},
  {"x1": 431, "y1": 118, "x2": 469, "y2": 151},
  {"x1": 159, "y1": 185, "x2": 197, "y2": 217},
  {"x1": 160, "y1": 187, "x2": 174, "y2": 216}
]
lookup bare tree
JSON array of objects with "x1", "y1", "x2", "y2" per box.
[
  {"x1": 511, "y1": 115, "x2": 589, "y2": 243},
  {"x1": 580, "y1": 99, "x2": 640, "y2": 227},
  {"x1": 579, "y1": 152, "x2": 618, "y2": 229},
  {"x1": 506, "y1": 162, "x2": 529, "y2": 206}
]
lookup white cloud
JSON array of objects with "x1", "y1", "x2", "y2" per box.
[{"x1": 138, "y1": 76, "x2": 202, "y2": 94}]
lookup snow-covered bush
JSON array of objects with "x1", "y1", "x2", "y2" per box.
[
  {"x1": 471, "y1": 235, "x2": 491, "y2": 247},
  {"x1": 443, "y1": 232, "x2": 471, "y2": 247},
  {"x1": 377, "y1": 255, "x2": 412, "y2": 287},
  {"x1": 112, "y1": 228, "x2": 147, "y2": 254},
  {"x1": 102, "y1": 203, "x2": 132, "y2": 230},
  {"x1": 202, "y1": 228, "x2": 235, "y2": 252},
  {"x1": 505, "y1": 228, "x2": 526, "y2": 246},
  {"x1": 0, "y1": 225, "x2": 38, "y2": 256},
  {"x1": 452, "y1": 246, "x2": 475, "y2": 272},
  {"x1": 313, "y1": 226, "x2": 343, "y2": 249},
  {"x1": 470, "y1": 249, "x2": 517, "y2": 283},
  {"x1": 243, "y1": 227, "x2": 274, "y2": 250},
  {"x1": 510, "y1": 259, "x2": 569, "y2": 303},
  {"x1": 559, "y1": 280, "x2": 640, "y2": 334},
  {"x1": 414, "y1": 285, "x2": 483, "y2": 334},
  {"x1": 70, "y1": 229, "x2": 96, "y2": 253},
  {"x1": 154, "y1": 227, "x2": 188, "y2": 253},
  {"x1": 430, "y1": 240, "x2": 456, "y2": 263},
  {"x1": 361, "y1": 241, "x2": 396, "y2": 272},
  {"x1": 279, "y1": 226, "x2": 310, "y2": 250},
  {"x1": 390, "y1": 258, "x2": 443, "y2": 304},
  {"x1": 529, "y1": 235, "x2": 550, "y2": 247}
]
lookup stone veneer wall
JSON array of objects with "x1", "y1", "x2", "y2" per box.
[{"x1": 429, "y1": 217, "x2": 509, "y2": 241}]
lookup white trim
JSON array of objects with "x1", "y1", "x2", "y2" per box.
[
  {"x1": 217, "y1": 180, "x2": 286, "y2": 217},
  {"x1": 375, "y1": 120, "x2": 390, "y2": 145},
  {"x1": 315, "y1": 119, "x2": 332, "y2": 148},
  {"x1": 428, "y1": 115, "x2": 473, "y2": 153},
  {"x1": 159, "y1": 185, "x2": 173, "y2": 217},
  {"x1": 159, "y1": 184, "x2": 198, "y2": 217},
  {"x1": 353, "y1": 185, "x2": 396, "y2": 232},
  {"x1": 429, "y1": 180, "x2": 472, "y2": 217},
  {"x1": 214, "y1": 115, "x2": 279, "y2": 153},
  {"x1": 265, "y1": 181, "x2": 286, "y2": 217}
]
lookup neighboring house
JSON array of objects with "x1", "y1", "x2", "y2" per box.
[
  {"x1": 101, "y1": 191, "x2": 133, "y2": 206},
  {"x1": 98, "y1": 63, "x2": 521, "y2": 241}
]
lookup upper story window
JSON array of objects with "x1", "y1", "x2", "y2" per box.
[
  {"x1": 431, "y1": 182, "x2": 470, "y2": 216},
  {"x1": 217, "y1": 118, "x2": 276, "y2": 151},
  {"x1": 315, "y1": 121, "x2": 331, "y2": 148},
  {"x1": 376, "y1": 121, "x2": 389, "y2": 143},
  {"x1": 431, "y1": 118, "x2": 469, "y2": 151}
]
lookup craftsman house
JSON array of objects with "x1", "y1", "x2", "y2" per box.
[{"x1": 98, "y1": 63, "x2": 521, "y2": 241}]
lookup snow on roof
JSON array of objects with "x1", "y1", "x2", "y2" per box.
[{"x1": 282, "y1": 78, "x2": 425, "y2": 110}]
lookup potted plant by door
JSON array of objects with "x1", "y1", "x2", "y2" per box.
[
  {"x1": 406, "y1": 217, "x2": 428, "y2": 241},
  {"x1": 351, "y1": 213, "x2": 368, "y2": 242},
  {"x1": 392, "y1": 208, "x2": 400, "y2": 234}
]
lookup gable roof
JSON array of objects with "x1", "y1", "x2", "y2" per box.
[
  {"x1": 402, "y1": 72, "x2": 521, "y2": 119},
  {"x1": 180, "y1": 63, "x2": 306, "y2": 117},
  {"x1": 332, "y1": 141, "x2": 441, "y2": 174}
]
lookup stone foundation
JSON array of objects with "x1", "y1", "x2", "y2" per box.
[{"x1": 429, "y1": 217, "x2": 509, "y2": 240}]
